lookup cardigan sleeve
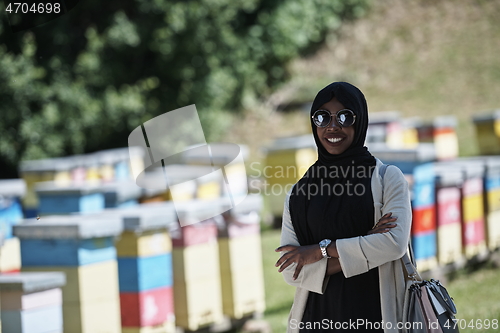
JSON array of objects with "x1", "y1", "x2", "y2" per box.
[
  {"x1": 336, "y1": 165, "x2": 412, "y2": 278},
  {"x1": 279, "y1": 191, "x2": 330, "y2": 294}
]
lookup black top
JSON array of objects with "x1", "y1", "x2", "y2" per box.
[{"x1": 299, "y1": 188, "x2": 383, "y2": 332}]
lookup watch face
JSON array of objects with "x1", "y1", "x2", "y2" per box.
[{"x1": 320, "y1": 239, "x2": 330, "y2": 247}]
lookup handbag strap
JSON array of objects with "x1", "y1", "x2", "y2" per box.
[{"x1": 379, "y1": 162, "x2": 422, "y2": 282}]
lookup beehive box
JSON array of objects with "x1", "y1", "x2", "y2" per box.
[
  {"x1": 433, "y1": 116, "x2": 459, "y2": 161},
  {"x1": 19, "y1": 158, "x2": 73, "y2": 216},
  {"x1": 0, "y1": 272, "x2": 65, "y2": 333},
  {"x1": 482, "y1": 157, "x2": 500, "y2": 250},
  {"x1": 170, "y1": 218, "x2": 223, "y2": 331},
  {"x1": 218, "y1": 194, "x2": 265, "y2": 319},
  {"x1": 0, "y1": 238, "x2": 21, "y2": 273},
  {"x1": 410, "y1": 163, "x2": 438, "y2": 270},
  {"x1": 434, "y1": 163, "x2": 463, "y2": 265},
  {"x1": 0, "y1": 179, "x2": 25, "y2": 239},
  {"x1": 35, "y1": 182, "x2": 106, "y2": 215},
  {"x1": 112, "y1": 202, "x2": 176, "y2": 332},
  {"x1": 14, "y1": 214, "x2": 123, "y2": 333},
  {"x1": 369, "y1": 144, "x2": 436, "y2": 175},
  {"x1": 472, "y1": 110, "x2": 500, "y2": 155},
  {"x1": 264, "y1": 135, "x2": 317, "y2": 218}
]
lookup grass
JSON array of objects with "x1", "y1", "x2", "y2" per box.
[{"x1": 258, "y1": 229, "x2": 500, "y2": 333}]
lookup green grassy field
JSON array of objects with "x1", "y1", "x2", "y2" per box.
[{"x1": 260, "y1": 229, "x2": 500, "y2": 333}]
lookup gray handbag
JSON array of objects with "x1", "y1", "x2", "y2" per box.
[
  {"x1": 401, "y1": 251, "x2": 459, "y2": 333},
  {"x1": 379, "y1": 164, "x2": 459, "y2": 333}
]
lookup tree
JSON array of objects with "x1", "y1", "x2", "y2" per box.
[{"x1": 0, "y1": 0, "x2": 370, "y2": 178}]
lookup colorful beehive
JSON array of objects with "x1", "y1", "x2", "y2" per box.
[
  {"x1": 264, "y1": 135, "x2": 317, "y2": 222},
  {"x1": 170, "y1": 201, "x2": 224, "y2": 331},
  {"x1": 19, "y1": 159, "x2": 57, "y2": 217},
  {"x1": 472, "y1": 110, "x2": 500, "y2": 155},
  {"x1": 433, "y1": 116, "x2": 459, "y2": 161},
  {"x1": 477, "y1": 157, "x2": 500, "y2": 250},
  {"x1": 433, "y1": 163, "x2": 464, "y2": 265},
  {"x1": 0, "y1": 180, "x2": 26, "y2": 274},
  {"x1": 95, "y1": 147, "x2": 145, "y2": 183},
  {"x1": 218, "y1": 194, "x2": 265, "y2": 319},
  {"x1": 35, "y1": 182, "x2": 105, "y2": 215},
  {"x1": 366, "y1": 111, "x2": 403, "y2": 148},
  {"x1": 458, "y1": 160, "x2": 488, "y2": 258},
  {"x1": 410, "y1": 163, "x2": 438, "y2": 271},
  {"x1": 369, "y1": 143, "x2": 436, "y2": 175},
  {"x1": 14, "y1": 214, "x2": 123, "y2": 333},
  {"x1": 0, "y1": 272, "x2": 65, "y2": 333},
  {"x1": 113, "y1": 202, "x2": 177, "y2": 333},
  {"x1": 400, "y1": 117, "x2": 419, "y2": 148}
]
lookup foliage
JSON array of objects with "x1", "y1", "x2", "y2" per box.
[{"x1": 0, "y1": 0, "x2": 369, "y2": 177}]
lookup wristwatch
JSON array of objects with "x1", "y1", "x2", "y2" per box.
[{"x1": 319, "y1": 239, "x2": 332, "y2": 259}]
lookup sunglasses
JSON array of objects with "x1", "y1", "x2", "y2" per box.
[{"x1": 311, "y1": 109, "x2": 356, "y2": 128}]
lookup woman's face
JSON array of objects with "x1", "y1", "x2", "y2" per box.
[{"x1": 315, "y1": 97, "x2": 355, "y2": 155}]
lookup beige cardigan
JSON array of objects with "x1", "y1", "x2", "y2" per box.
[{"x1": 280, "y1": 158, "x2": 412, "y2": 333}]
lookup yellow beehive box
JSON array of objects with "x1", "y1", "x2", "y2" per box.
[
  {"x1": 415, "y1": 257, "x2": 438, "y2": 272},
  {"x1": 218, "y1": 234, "x2": 263, "y2": 274},
  {"x1": 116, "y1": 230, "x2": 172, "y2": 257},
  {"x1": 264, "y1": 135, "x2": 317, "y2": 218},
  {"x1": 218, "y1": 233, "x2": 265, "y2": 319},
  {"x1": 487, "y1": 188, "x2": 500, "y2": 212},
  {"x1": 173, "y1": 277, "x2": 223, "y2": 331},
  {"x1": 487, "y1": 210, "x2": 500, "y2": 250},
  {"x1": 64, "y1": 297, "x2": 121, "y2": 333},
  {"x1": 0, "y1": 237, "x2": 21, "y2": 273},
  {"x1": 473, "y1": 110, "x2": 500, "y2": 155},
  {"x1": 172, "y1": 242, "x2": 220, "y2": 282},
  {"x1": 464, "y1": 240, "x2": 488, "y2": 258},
  {"x1": 121, "y1": 319, "x2": 176, "y2": 333},
  {"x1": 264, "y1": 148, "x2": 316, "y2": 186},
  {"x1": 22, "y1": 260, "x2": 119, "y2": 303},
  {"x1": 436, "y1": 223, "x2": 463, "y2": 265},
  {"x1": 220, "y1": 268, "x2": 266, "y2": 319},
  {"x1": 23, "y1": 260, "x2": 121, "y2": 333},
  {"x1": 463, "y1": 194, "x2": 484, "y2": 222},
  {"x1": 172, "y1": 239, "x2": 223, "y2": 331}
]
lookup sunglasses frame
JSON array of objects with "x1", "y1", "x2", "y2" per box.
[{"x1": 311, "y1": 109, "x2": 357, "y2": 128}]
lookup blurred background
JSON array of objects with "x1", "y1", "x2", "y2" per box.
[{"x1": 1, "y1": 0, "x2": 500, "y2": 332}]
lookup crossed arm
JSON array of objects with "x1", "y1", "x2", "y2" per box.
[
  {"x1": 275, "y1": 165, "x2": 411, "y2": 289},
  {"x1": 275, "y1": 212, "x2": 397, "y2": 279}
]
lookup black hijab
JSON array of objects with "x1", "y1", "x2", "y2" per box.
[{"x1": 289, "y1": 81, "x2": 376, "y2": 246}]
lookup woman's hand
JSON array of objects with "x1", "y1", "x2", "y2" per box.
[
  {"x1": 275, "y1": 244, "x2": 323, "y2": 280},
  {"x1": 367, "y1": 212, "x2": 397, "y2": 235}
]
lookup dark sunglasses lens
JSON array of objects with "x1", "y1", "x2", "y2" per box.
[
  {"x1": 313, "y1": 110, "x2": 331, "y2": 127},
  {"x1": 337, "y1": 110, "x2": 355, "y2": 127}
]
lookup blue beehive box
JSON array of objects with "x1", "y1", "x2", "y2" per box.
[
  {"x1": 0, "y1": 180, "x2": 26, "y2": 239},
  {"x1": 35, "y1": 182, "x2": 105, "y2": 215},
  {"x1": 412, "y1": 163, "x2": 435, "y2": 209},
  {"x1": 412, "y1": 230, "x2": 437, "y2": 260},
  {"x1": 118, "y1": 253, "x2": 173, "y2": 292},
  {"x1": 13, "y1": 214, "x2": 123, "y2": 267},
  {"x1": 369, "y1": 143, "x2": 436, "y2": 175}
]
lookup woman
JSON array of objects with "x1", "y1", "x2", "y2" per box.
[{"x1": 275, "y1": 82, "x2": 412, "y2": 333}]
